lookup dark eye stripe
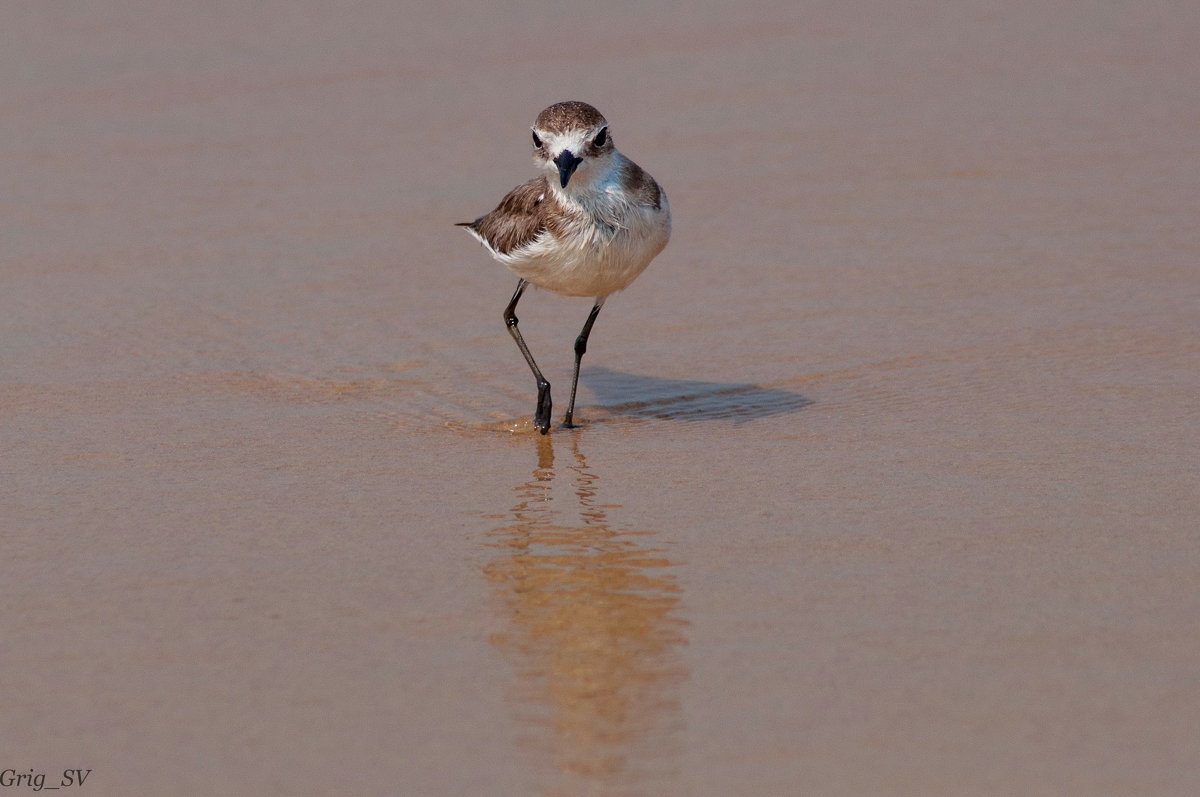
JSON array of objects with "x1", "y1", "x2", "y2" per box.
[{"x1": 532, "y1": 131, "x2": 543, "y2": 148}]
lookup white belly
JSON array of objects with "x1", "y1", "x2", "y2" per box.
[{"x1": 500, "y1": 192, "x2": 671, "y2": 299}]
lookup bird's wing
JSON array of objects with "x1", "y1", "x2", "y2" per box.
[{"x1": 457, "y1": 176, "x2": 550, "y2": 255}]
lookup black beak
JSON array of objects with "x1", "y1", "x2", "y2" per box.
[{"x1": 553, "y1": 150, "x2": 582, "y2": 188}]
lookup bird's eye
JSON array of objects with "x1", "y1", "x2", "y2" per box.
[
  {"x1": 532, "y1": 131, "x2": 543, "y2": 149},
  {"x1": 594, "y1": 127, "x2": 608, "y2": 147}
]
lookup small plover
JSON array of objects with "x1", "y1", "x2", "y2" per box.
[{"x1": 458, "y1": 101, "x2": 671, "y2": 434}]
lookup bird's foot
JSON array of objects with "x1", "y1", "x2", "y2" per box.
[{"x1": 534, "y1": 384, "x2": 552, "y2": 435}]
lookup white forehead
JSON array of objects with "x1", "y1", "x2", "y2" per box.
[{"x1": 532, "y1": 127, "x2": 600, "y2": 155}]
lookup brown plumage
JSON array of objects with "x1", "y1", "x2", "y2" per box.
[
  {"x1": 533, "y1": 101, "x2": 606, "y2": 134},
  {"x1": 456, "y1": 177, "x2": 546, "y2": 255},
  {"x1": 619, "y1": 159, "x2": 662, "y2": 211},
  {"x1": 456, "y1": 176, "x2": 582, "y2": 255}
]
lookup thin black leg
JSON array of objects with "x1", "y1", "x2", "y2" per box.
[
  {"x1": 503, "y1": 279, "x2": 552, "y2": 434},
  {"x1": 563, "y1": 302, "x2": 603, "y2": 428}
]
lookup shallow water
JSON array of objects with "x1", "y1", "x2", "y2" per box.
[{"x1": 3, "y1": 1, "x2": 1199, "y2": 794}]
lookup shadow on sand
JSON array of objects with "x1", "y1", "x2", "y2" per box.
[{"x1": 580, "y1": 366, "x2": 813, "y2": 424}]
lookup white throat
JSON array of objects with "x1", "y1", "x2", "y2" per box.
[{"x1": 549, "y1": 151, "x2": 622, "y2": 203}]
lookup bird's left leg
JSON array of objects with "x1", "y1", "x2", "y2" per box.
[{"x1": 563, "y1": 301, "x2": 604, "y2": 428}]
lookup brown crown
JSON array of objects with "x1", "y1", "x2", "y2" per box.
[{"x1": 533, "y1": 101, "x2": 607, "y2": 133}]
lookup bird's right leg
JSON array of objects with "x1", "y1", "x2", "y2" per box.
[{"x1": 503, "y1": 279, "x2": 552, "y2": 434}]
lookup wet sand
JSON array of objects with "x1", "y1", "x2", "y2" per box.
[{"x1": 3, "y1": 1, "x2": 1198, "y2": 794}]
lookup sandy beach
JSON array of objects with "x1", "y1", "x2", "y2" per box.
[{"x1": 3, "y1": 1, "x2": 1198, "y2": 794}]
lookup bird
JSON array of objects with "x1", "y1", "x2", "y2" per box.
[{"x1": 457, "y1": 100, "x2": 671, "y2": 434}]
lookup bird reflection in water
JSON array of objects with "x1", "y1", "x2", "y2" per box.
[{"x1": 482, "y1": 433, "x2": 688, "y2": 792}]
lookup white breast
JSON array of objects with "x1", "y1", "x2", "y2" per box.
[{"x1": 498, "y1": 161, "x2": 671, "y2": 299}]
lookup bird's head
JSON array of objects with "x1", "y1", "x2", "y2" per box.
[{"x1": 530, "y1": 101, "x2": 614, "y2": 191}]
